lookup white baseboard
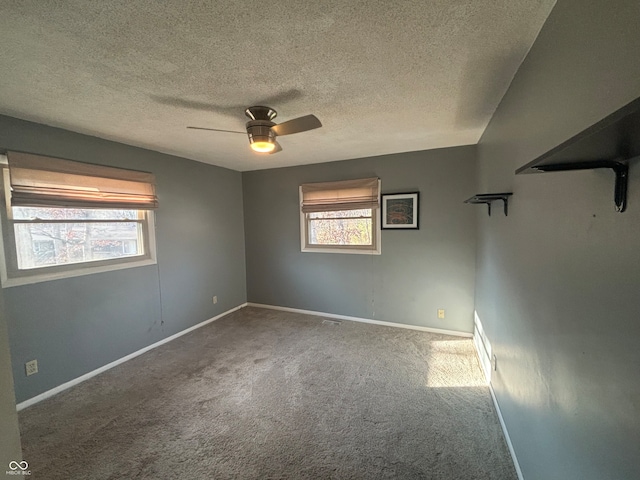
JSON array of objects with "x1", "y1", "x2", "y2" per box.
[
  {"x1": 16, "y1": 303, "x2": 248, "y2": 411},
  {"x1": 471, "y1": 319, "x2": 523, "y2": 480},
  {"x1": 246, "y1": 302, "x2": 472, "y2": 338},
  {"x1": 473, "y1": 312, "x2": 492, "y2": 383},
  {"x1": 489, "y1": 384, "x2": 524, "y2": 480}
]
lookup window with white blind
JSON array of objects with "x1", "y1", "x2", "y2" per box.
[
  {"x1": 0, "y1": 152, "x2": 158, "y2": 287},
  {"x1": 299, "y1": 177, "x2": 381, "y2": 254}
]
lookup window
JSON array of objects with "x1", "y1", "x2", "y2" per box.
[
  {"x1": 300, "y1": 177, "x2": 381, "y2": 254},
  {"x1": 0, "y1": 152, "x2": 158, "y2": 287}
]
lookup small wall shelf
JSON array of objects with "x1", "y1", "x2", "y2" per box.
[
  {"x1": 515, "y1": 96, "x2": 640, "y2": 213},
  {"x1": 464, "y1": 193, "x2": 513, "y2": 216}
]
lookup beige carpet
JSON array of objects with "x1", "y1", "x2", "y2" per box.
[{"x1": 19, "y1": 307, "x2": 516, "y2": 479}]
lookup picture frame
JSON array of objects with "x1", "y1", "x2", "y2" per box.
[{"x1": 381, "y1": 192, "x2": 419, "y2": 229}]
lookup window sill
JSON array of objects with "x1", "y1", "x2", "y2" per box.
[
  {"x1": 301, "y1": 246, "x2": 381, "y2": 255},
  {"x1": 1, "y1": 256, "x2": 157, "y2": 288}
]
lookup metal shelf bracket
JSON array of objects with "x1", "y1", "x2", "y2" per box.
[
  {"x1": 532, "y1": 160, "x2": 628, "y2": 212},
  {"x1": 464, "y1": 193, "x2": 513, "y2": 216}
]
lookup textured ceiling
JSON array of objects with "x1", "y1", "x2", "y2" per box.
[{"x1": 0, "y1": 1, "x2": 556, "y2": 171}]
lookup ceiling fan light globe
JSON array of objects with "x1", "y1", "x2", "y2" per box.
[{"x1": 250, "y1": 141, "x2": 276, "y2": 153}]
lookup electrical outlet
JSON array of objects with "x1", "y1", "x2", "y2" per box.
[
  {"x1": 213, "y1": 296, "x2": 218, "y2": 304},
  {"x1": 437, "y1": 309, "x2": 445, "y2": 319},
  {"x1": 492, "y1": 354, "x2": 497, "y2": 371},
  {"x1": 25, "y1": 359, "x2": 38, "y2": 376}
]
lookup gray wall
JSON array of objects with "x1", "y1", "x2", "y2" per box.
[
  {"x1": 0, "y1": 288, "x2": 22, "y2": 465},
  {"x1": 243, "y1": 146, "x2": 478, "y2": 333},
  {"x1": 0, "y1": 115, "x2": 247, "y2": 403},
  {"x1": 475, "y1": 0, "x2": 640, "y2": 479}
]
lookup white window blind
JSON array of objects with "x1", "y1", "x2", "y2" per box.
[{"x1": 7, "y1": 151, "x2": 158, "y2": 210}]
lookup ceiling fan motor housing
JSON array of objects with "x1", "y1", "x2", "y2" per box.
[
  {"x1": 245, "y1": 106, "x2": 277, "y2": 121},
  {"x1": 246, "y1": 120, "x2": 276, "y2": 145},
  {"x1": 245, "y1": 106, "x2": 278, "y2": 147}
]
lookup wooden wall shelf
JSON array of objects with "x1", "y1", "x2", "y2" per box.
[
  {"x1": 464, "y1": 193, "x2": 513, "y2": 216},
  {"x1": 515, "y1": 96, "x2": 640, "y2": 212}
]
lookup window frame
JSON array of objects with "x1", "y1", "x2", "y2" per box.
[
  {"x1": 299, "y1": 184, "x2": 382, "y2": 255},
  {"x1": 0, "y1": 161, "x2": 157, "y2": 288}
]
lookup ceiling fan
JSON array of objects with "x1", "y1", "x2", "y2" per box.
[{"x1": 187, "y1": 106, "x2": 322, "y2": 154}]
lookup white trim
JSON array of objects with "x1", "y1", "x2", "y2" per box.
[
  {"x1": 16, "y1": 303, "x2": 248, "y2": 411},
  {"x1": 300, "y1": 246, "x2": 382, "y2": 255},
  {"x1": 471, "y1": 313, "x2": 523, "y2": 480},
  {"x1": 1, "y1": 256, "x2": 158, "y2": 288},
  {"x1": 489, "y1": 384, "x2": 525, "y2": 480},
  {"x1": 473, "y1": 311, "x2": 492, "y2": 382},
  {"x1": 246, "y1": 302, "x2": 472, "y2": 338},
  {"x1": 0, "y1": 199, "x2": 159, "y2": 288},
  {"x1": 0, "y1": 163, "x2": 158, "y2": 288},
  {"x1": 299, "y1": 182, "x2": 382, "y2": 256}
]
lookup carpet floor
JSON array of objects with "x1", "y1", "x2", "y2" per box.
[{"x1": 19, "y1": 307, "x2": 517, "y2": 479}]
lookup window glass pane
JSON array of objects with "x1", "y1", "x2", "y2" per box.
[
  {"x1": 308, "y1": 209, "x2": 371, "y2": 219},
  {"x1": 309, "y1": 217, "x2": 373, "y2": 246},
  {"x1": 14, "y1": 221, "x2": 142, "y2": 269},
  {"x1": 12, "y1": 206, "x2": 139, "y2": 221}
]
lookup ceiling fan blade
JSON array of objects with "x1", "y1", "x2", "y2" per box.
[
  {"x1": 272, "y1": 114, "x2": 322, "y2": 136},
  {"x1": 269, "y1": 141, "x2": 283, "y2": 154},
  {"x1": 187, "y1": 126, "x2": 245, "y2": 134}
]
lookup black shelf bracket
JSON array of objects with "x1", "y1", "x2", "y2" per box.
[
  {"x1": 464, "y1": 193, "x2": 513, "y2": 216},
  {"x1": 532, "y1": 160, "x2": 628, "y2": 212},
  {"x1": 516, "y1": 96, "x2": 640, "y2": 213}
]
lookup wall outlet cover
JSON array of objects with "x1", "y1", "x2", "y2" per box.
[{"x1": 25, "y1": 359, "x2": 38, "y2": 376}]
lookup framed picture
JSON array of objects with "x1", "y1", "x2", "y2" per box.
[{"x1": 381, "y1": 192, "x2": 419, "y2": 229}]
